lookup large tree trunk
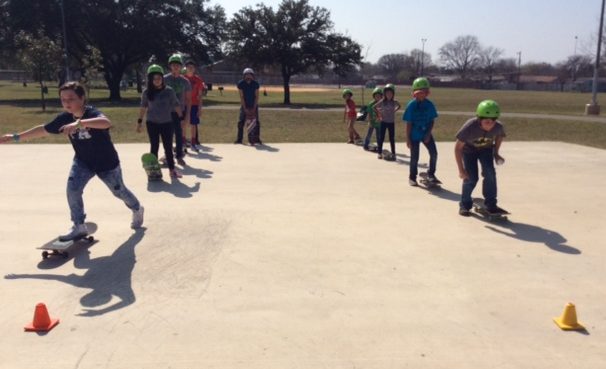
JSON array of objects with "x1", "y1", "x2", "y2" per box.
[
  {"x1": 39, "y1": 79, "x2": 46, "y2": 112},
  {"x1": 281, "y1": 66, "x2": 291, "y2": 105},
  {"x1": 104, "y1": 62, "x2": 126, "y2": 101}
]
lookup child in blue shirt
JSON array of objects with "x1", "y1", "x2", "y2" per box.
[{"x1": 403, "y1": 77, "x2": 439, "y2": 186}]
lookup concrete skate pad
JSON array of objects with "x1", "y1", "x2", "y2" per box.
[{"x1": 0, "y1": 142, "x2": 604, "y2": 369}]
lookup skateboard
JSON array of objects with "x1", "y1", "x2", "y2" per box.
[
  {"x1": 245, "y1": 118, "x2": 260, "y2": 145},
  {"x1": 472, "y1": 198, "x2": 510, "y2": 221},
  {"x1": 38, "y1": 222, "x2": 98, "y2": 259},
  {"x1": 382, "y1": 151, "x2": 396, "y2": 161},
  {"x1": 419, "y1": 172, "x2": 442, "y2": 189},
  {"x1": 141, "y1": 153, "x2": 162, "y2": 181}
]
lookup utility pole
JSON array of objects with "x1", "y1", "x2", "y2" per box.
[
  {"x1": 516, "y1": 51, "x2": 522, "y2": 90},
  {"x1": 60, "y1": 0, "x2": 70, "y2": 81},
  {"x1": 420, "y1": 38, "x2": 427, "y2": 76},
  {"x1": 586, "y1": 0, "x2": 605, "y2": 115},
  {"x1": 573, "y1": 35, "x2": 579, "y2": 82}
]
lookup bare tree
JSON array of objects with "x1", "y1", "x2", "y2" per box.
[
  {"x1": 439, "y1": 35, "x2": 481, "y2": 79},
  {"x1": 376, "y1": 53, "x2": 415, "y2": 82},
  {"x1": 410, "y1": 48, "x2": 431, "y2": 76},
  {"x1": 479, "y1": 46, "x2": 503, "y2": 83}
]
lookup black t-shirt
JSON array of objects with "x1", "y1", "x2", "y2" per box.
[{"x1": 44, "y1": 106, "x2": 120, "y2": 172}]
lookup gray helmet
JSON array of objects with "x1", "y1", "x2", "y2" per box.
[{"x1": 243, "y1": 68, "x2": 255, "y2": 76}]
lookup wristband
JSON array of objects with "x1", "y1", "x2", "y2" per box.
[
  {"x1": 74, "y1": 119, "x2": 82, "y2": 129},
  {"x1": 12, "y1": 133, "x2": 20, "y2": 143}
]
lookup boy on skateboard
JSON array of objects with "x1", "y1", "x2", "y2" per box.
[
  {"x1": 0, "y1": 82, "x2": 144, "y2": 240},
  {"x1": 164, "y1": 54, "x2": 191, "y2": 165},
  {"x1": 403, "y1": 77, "x2": 439, "y2": 186},
  {"x1": 455, "y1": 99, "x2": 507, "y2": 216}
]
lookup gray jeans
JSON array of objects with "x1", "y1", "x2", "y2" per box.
[{"x1": 67, "y1": 159, "x2": 140, "y2": 224}]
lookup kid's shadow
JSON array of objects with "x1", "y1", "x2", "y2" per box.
[
  {"x1": 6, "y1": 229, "x2": 146, "y2": 316},
  {"x1": 181, "y1": 166, "x2": 213, "y2": 179},
  {"x1": 422, "y1": 186, "x2": 460, "y2": 202},
  {"x1": 476, "y1": 218, "x2": 581, "y2": 255},
  {"x1": 188, "y1": 146, "x2": 223, "y2": 162},
  {"x1": 394, "y1": 154, "x2": 427, "y2": 169},
  {"x1": 147, "y1": 179, "x2": 201, "y2": 198},
  {"x1": 254, "y1": 143, "x2": 280, "y2": 152}
]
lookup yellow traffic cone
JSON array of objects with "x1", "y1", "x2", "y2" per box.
[{"x1": 553, "y1": 302, "x2": 585, "y2": 330}]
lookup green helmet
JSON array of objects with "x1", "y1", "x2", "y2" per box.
[
  {"x1": 412, "y1": 77, "x2": 430, "y2": 91},
  {"x1": 476, "y1": 100, "x2": 500, "y2": 118},
  {"x1": 168, "y1": 53, "x2": 183, "y2": 65},
  {"x1": 372, "y1": 87, "x2": 383, "y2": 96},
  {"x1": 181, "y1": 67, "x2": 187, "y2": 74},
  {"x1": 147, "y1": 64, "x2": 164, "y2": 76},
  {"x1": 342, "y1": 88, "x2": 353, "y2": 97},
  {"x1": 384, "y1": 83, "x2": 395, "y2": 93}
]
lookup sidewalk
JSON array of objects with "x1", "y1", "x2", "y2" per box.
[{"x1": 0, "y1": 142, "x2": 604, "y2": 369}]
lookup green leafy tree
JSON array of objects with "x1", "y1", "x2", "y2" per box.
[
  {"x1": 226, "y1": 0, "x2": 361, "y2": 104},
  {"x1": 15, "y1": 31, "x2": 61, "y2": 111},
  {"x1": 7, "y1": 0, "x2": 226, "y2": 101}
]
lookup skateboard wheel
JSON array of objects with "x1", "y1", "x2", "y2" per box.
[
  {"x1": 62, "y1": 252, "x2": 69, "y2": 259},
  {"x1": 42, "y1": 251, "x2": 49, "y2": 259},
  {"x1": 87, "y1": 236, "x2": 94, "y2": 242}
]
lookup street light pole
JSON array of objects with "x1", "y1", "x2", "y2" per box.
[
  {"x1": 573, "y1": 35, "x2": 578, "y2": 81},
  {"x1": 516, "y1": 51, "x2": 522, "y2": 90},
  {"x1": 586, "y1": 0, "x2": 605, "y2": 115},
  {"x1": 420, "y1": 38, "x2": 427, "y2": 76},
  {"x1": 59, "y1": 0, "x2": 70, "y2": 81}
]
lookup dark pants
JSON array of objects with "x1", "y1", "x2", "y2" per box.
[
  {"x1": 378, "y1": 121, "x2": 395, "y2": 154},
  {"x1": 364, "y1": 125, "x2": 379, "y2": 149},
  {"x1": 409, "y1": 136, "x2": 438, "y2": 180},
  {"x1": 171, "y1": 112, "x2": 184, "y2": 159},
  {"x1": 236, "y1": 107, "x2": 261, "y2": 143},
  {"x1": 460, "y1": 148, "x2": 497, "y2": 210},
  {"x1": 146, "y1": 121, "x2": 175, "y2": 170}
]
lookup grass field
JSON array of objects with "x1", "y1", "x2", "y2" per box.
[{"x1": 1, "y1": 81, "x2": 605, "y2": 149}]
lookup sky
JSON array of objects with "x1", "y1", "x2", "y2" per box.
[{"x1": 217, "y1": 0, "x2": 604, "y2": 65}]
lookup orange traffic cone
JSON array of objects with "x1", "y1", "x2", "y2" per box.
[
  {"x1": 553, "y1": 302, "x2": 585, "y2": 330},
  {"x1": 24, "y1": 303, "x2": 60, "y2": 332}
]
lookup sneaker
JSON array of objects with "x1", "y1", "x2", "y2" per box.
[
  {"x1": 459, "y1": 207, "x2": 471, "y2": 216},
  {"x1": 131, "y1": 206, "x2": 144, "y2": 229},
  {"x1": 234, "y1": 140, "x2": 242, "y2": 144},
  {"x1": 409, "y1": 179, "x2": 418, "y2": 187},
  {"x1": 184, "y1": 140, "x2": 191, "y2": 148},
  {"x1": 170, "y1": 169, "x2": 183, "y2": 178},
  {"x1": 190, "y1": 144, "x2": 200, "y2": 152},
  {"x1": 177, "y1": 157, "x2": 186, "y2": 166},
  {"x1": 59, "y1": 223, "x2": 88, "y2": 242},
  {"x1": 378, "y1": 154, "x2": 383, "y2": 159},
  {"x1": 346, "y1": 140, "x2": 354, "y2": 144}
]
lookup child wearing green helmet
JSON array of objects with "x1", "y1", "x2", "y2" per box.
[
  {"x1": 137, "y1": 64, "x2": 184, "y2": 178},
  {"x1": 373, "y1": 83, "x2": 401, "y2": 160},
  {"x1": 454, "y1": 99, "x2": 507, "y2": 216},
  {"x1": 362, "y1": 87, "x2": 383, "y2": 151},
  {"x1": 164, "y1": 53, "x2": 191, "y2": 165},
  {"x1": 342, "y1": 89, "x2": 361, "y2": 144},
  {"x1": 403, "y1": 77, "x2": 439, "y2": 186}
]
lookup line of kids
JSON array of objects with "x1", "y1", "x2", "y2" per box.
[{"x1": 342, "y1": 77, "x2": 508, "y2": 216}]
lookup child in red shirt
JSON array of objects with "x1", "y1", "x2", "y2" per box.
[
  {"x1": 343, "y1": 89, "x2": 360, "y2": 144},
  {"x1": 184, "y1": 60, "x2": 205, "y2": 151}
]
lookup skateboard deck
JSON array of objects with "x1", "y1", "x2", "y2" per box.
[
  {"x1": 419, "y1": 172, "x2": 442, "y2": 189},
  {"x1": 472, "y1": 198, "x2": 510, "y2": 221},
  {"x1": 141, "y1": 153, "x2": 162, "y2": 181},
  {"x1": 382, "y1": 151, "x2": 396, "y2": 161},
  {"x1": 38, "y1": 222, "x2": 98, "y2": 259},
  {"x1": 245, "y1": 118, "x2": 260, "y2": 145}
]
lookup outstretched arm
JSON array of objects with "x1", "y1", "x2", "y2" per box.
[{"x1": 0, "y1": 125, "x2": 49, "y2": 144}]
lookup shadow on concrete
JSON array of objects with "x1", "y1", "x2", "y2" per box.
[
  {"x1": 5, "y1": 229, "x2": 146, "y2": 316},
  {"x1": 180, "y1": 165, "x2": 213, "y2": 180},
  {"x1": 147, "y1": 179, "x2": 201, "y2": 198},
  {"x1": 418, "y1": 185, "x2": 461, "y2": 202},
  {"x1": 254, "y1": 143, "x2": 280, "y2": 152},
  {"x1": 188, "y1": 145, "x2": 223, "y2": 162},
  {"x1": 474, "y1": 217, "x2": 581, "y2": 254}
]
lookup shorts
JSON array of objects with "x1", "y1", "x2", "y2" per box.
[{"x1": 190, "y1": 105, "x2": 200, "y2": 125}]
